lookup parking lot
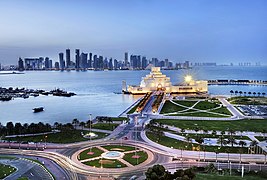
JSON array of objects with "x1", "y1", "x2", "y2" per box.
[{"x1": 237, "y1": 105, "x2": 267, "y2": 116}]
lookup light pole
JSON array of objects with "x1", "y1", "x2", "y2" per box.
[
  {"x1": 44, "y1": 135, "x2": 47, "y2": 149},
  {"x1": 89, "y1": 114, "x2": 92, "y2": 152},
  {"x1": 134, "y1": 116, "x2": 138, "y2": 165}
]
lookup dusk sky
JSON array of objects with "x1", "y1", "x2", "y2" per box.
[{"x1": 0, "y1": 0, "x2": 266, "y2": 65}]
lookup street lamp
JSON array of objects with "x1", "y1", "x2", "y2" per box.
[
  {"x1": 44, "y1": 135, "x2": 47, "y2": 149},
  {"x1": 89, "y1": 114, "x2": 92, "y2": 152}
]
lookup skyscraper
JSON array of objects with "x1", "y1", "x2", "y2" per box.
[
  {"x1": 66, "y1": 49, "x2": 71, "y2": 68},
  {"x1": 59, "y1": 52, "x2": 65, "y2": 70},
  {"x1": 49, "y1": 60, "x2": 53, "y2": 69},
  {"x1": 124, "y1": 52, "x2": 128, "y2": 67},
  {"x1": 44, "y1": 57, "x2": 50, "y2": 69},
  {"x1": 93, "y1": 55, "x2": 98, "y2": 69},
  {"x1": 114, "y1": 59, "x2": 118, "y2": 69},
  {"x1": 142, "y1": 56, "x2": 148, "y2": 69},
  {"x1": 99, "y1": 56, "x2": 104, "y2": 69},
  {"x1": 80, "y1": 53, "x2": 88, "y2": 69},
  {"x1": 18, "y1": 57, "x2": 24, "y2": 71},
  {"x1": 108, "y1": 58, "x2": 113, "y2": 69},
  {"x1": 88, "y1": 53, "x2": 92, "y2": 68},
  {"x1": 75, "y1": 49, "x2": 80, "y2": 69},
  {"x1": 164, "y1": 59, "x2": 169, "y2": 68},
  {"x1": 55, "y1": 62, "x2": 60, "y2": 69}
]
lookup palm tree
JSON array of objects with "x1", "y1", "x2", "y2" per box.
[
  {"x1": 203, "y1": 129, "x2": 208, "y2": 135},
  {"x1": 250, "y1": 140, "x2": 258, "y2": 154},
  {"x1": 220, "y1": 130, "x2": 225, "y2": 136},
  {"x1": 262, "y1": 92, "x2": 266, "y2": 97},
  {"x1": 234, "y1": 90, "x2": 238, "y2": 95},
  {"x1": 243, "y1": 92, "x2": 247, "y2": 96},
  {"x1": 54, "y1": 122, "x2": 59, "y2": 129},
  {"x1": 248, "y1": 92, "x2": 252, "y2": 96},
  {"x1": 79, "y1": 122, "x2": 85, "y2": 130},
  {"x1": 212, "y1": 130, "x2": 217, "y2": 136},
  {"x1": 230, "y1": 90, "x2": 234, "y2": 96},
  {"x1": 185, "y1": 136, "x2": 192, "y2": 146},
  {"x1": 228, "y1": 136, "x2": 236, "y2": 147},
  {"x1": 86, "y1": 120, "x2": 92, "y2": 128},
  {"x1": 253, "y1": 92, "x2": 256, "y2": 96},
  {"x1": 257, "y1": 92, "x2": 261, "y2": 96},
  {"x1": 239, "y1": 91, "x2": 243, "y2": 96},
  {"x1": 72, "y1": 119, "x2": 79, "y2": 129},
  {"x1": 262, "y1": 129, "x2": 267, "y2": 140},
  {"x1": 217, "y1": 136, "x2": 225, "y2": 147},
  {"x1": 195, "y1": 136, "x2": 204, "y2": 144},
  {"x1": 228, "y1": 129, "x2": 236, "y2": 136},
  {"x1": 106, "y1": 117, "x2": 113, "y2": 125},
  {"x1": 238, "y1": 140, "x2": 246, "y2": 148}
]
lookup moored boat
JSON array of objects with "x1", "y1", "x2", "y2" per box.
[{"x1": 33, "y1": 107, "x2": 44, "y2": 113}]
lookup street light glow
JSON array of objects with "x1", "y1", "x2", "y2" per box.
[{"x1": 184, "y1": 75, "x2": 192, "y2": 83}]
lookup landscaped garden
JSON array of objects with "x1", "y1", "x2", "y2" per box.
[
  {"x1": 78, "y1": 144, "x2": 149, "y2": 168},
  {"x1": 91, "y1": 123, "x2": 119, "y2": 131},
  {"x1": 228, "y1": 96, "x2": 267, "y2": 105},
  {"x1": 154, "y1": 119, "x2": 267, "y2": 132},
  {"x1": 4, "y1": 130, "x2": 108, "y2": 144},
  {"x1": 160, "y1": 99, "x2": 232, "y2": 117},
  {"x1": 146, "y1": 131, "x2": 248, "y2": 154}
]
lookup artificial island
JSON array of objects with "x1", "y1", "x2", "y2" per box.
[{"x1": 0, "y1": 68, "x2": 267, "y2": 180}]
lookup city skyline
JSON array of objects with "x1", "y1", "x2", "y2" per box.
[{"x1": 0, "y1": 0, "x2": 267, "y2": 65}]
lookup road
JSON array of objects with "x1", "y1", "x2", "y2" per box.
[
  {"x1": 0, "y1": 158, "x2": 53, "y2": 180},
  {"x1": 1, "y1": 94, "x2": 267, "y2": 179}
]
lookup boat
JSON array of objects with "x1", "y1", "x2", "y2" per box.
[{"x1": 33, "y1": 107, "x2": 44, "y2": 113}]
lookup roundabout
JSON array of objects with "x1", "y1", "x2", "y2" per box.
[{"x1": 73, "y1": 143, "x2": 153, "y2": 170}]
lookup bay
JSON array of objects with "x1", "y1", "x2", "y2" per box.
[{"x1": 0, "y1": 66, "x2": 266, "y2": 125}]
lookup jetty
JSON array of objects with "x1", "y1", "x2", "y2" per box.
[{"x1": 208, "y1": 79, "x2": 267, "y2": 86}]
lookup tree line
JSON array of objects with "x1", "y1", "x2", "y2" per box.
[{"x1": 230, "y1": 90, "x2": 266, "y2": 96}]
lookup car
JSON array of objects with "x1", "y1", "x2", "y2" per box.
[{"x1": 129, "y1": 175, "x2": 138, "y2": 180}]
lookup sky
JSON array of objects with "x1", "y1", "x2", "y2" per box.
[{"x1": 0, "y1": 0, "x2": 266, "y2": 65}]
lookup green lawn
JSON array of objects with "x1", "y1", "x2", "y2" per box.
[
  {"x1": 127, "y1": 103, "x2": 139, "y2": 114},
  {"x1": 160, "y1": 100, "x2": 187, "y2": 114},
  {"x1": 17, "y1": 177, "x2": 28, "y2": 180},
  {"x1": 173, "y1": 100, "x2": 198, "y2": 107},
  {"x1": 161, "y1": 100, "x2": 231, "y2": 117},
  {"x1": 196, "y1": 173, "x2": 265, "y2": 180},
  {"x1": 176, "y1": 133, "x2": 251, "y2": 141},
  {"x1": 169, "y1": 111, "x2": 230, "y2": 117},
  {"x1": 102, "y1": 145, "x2": 136, "y2": 152},
  {"x1": 111, "y1": 117, "x2": 128, "y2": 121},
  {"x1": 228, "y1": 96, "x2": 267, "y2": 105},
  {"x1": 146, "y1": 132, "x2": 248, "y2": 154},
  {"x1": 4, "y1": 130, "x2": 108, "y2": 143},
  {"x1": 0, "y1": 156, "x2": 15, "y2": 160},
  {"x1": 83, "y1": 158, "x2": 126, "y2": 168},
  {"x1": 155, "y1": 119, "x2": 267, "y2": 132},
  {"x1": 210, "y1": 107, "x2": 232, "y2": 115},
  {"x1": 79, "y1": 147, "x2": 104, "y2": 160},
  {"x1": 92, "y1": 123, "x2": 119, "y2": 131},
  {"x1": 123, "y1": 151, "x2": 148, "y2": 165},
  {"x1": 0, "y1": 163, "x2": 16, "y2": 179},
  {"x1": 255, "y1": 136, "x2": 267, "y2": 142},
  {"x1": 194, "y1": 101, "x2": 220, "y2": 110}
]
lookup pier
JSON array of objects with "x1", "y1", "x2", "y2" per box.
[{"x1": 208, "y1": 79, "x2": 267, "y2": 86}]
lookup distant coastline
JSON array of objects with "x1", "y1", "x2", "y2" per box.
[{"x1": 0, "y1": 71, "x2": 24, "y2": 75}]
